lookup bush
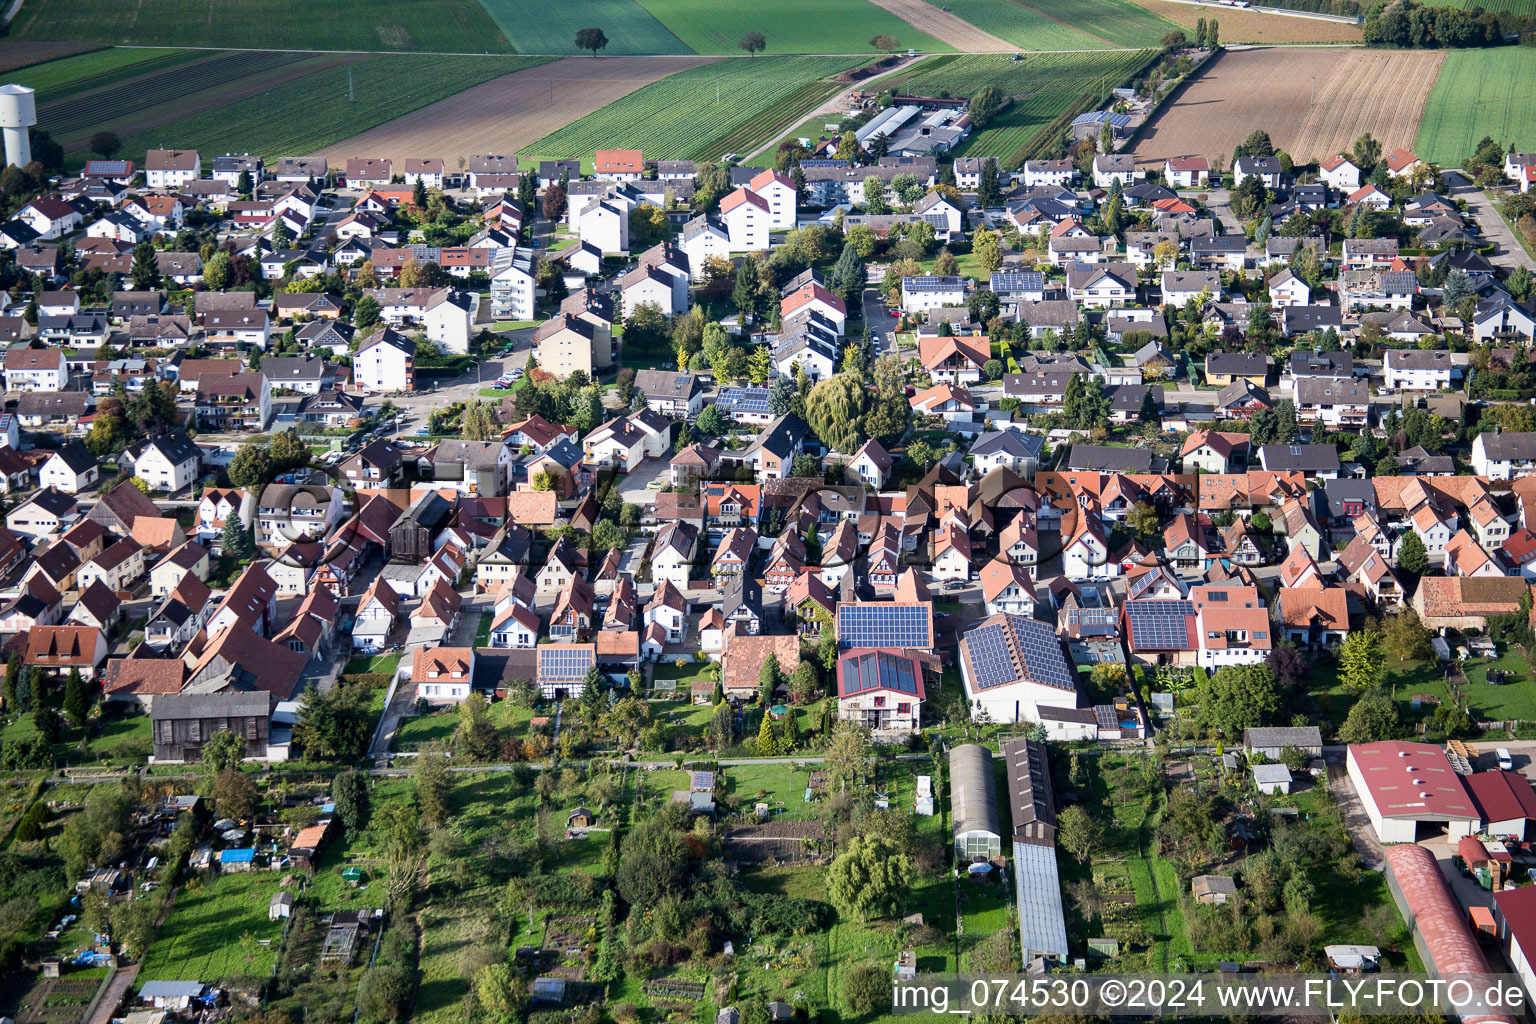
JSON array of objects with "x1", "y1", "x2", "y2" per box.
[{"x1": 844, "y1": 963, "x2": 891, "y2": 1016}]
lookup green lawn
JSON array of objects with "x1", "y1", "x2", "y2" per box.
[
  {"x1": 1415, "y1": 48, "x2": 1536, "y2": 167},
  {"x1": 344, "y1": 654, "x2": 400, "y2": 676},
  {"x1": 473, "y1": 0, "x2": 691, "y2": 54},
  {"x1": 105, "y1": 54, "x2": 551, "y2": 168},
  {"x1": 519, "y1": 56, "x2": 864, "y2": 163},
  {"x1": 634, "y1": 0, "x2": 952, "y2": 54},
  {"x1": 138, "y1": 871, "x2": 289, "y2": 982},
  {"x1": 0, "y1": 705, "x2": 152, "y2": 767},
  {"x1": 472, "y1": 611, "x2": 493, "y2": 647},
  {"x1": 394, "y1": 709, "x2": 459, "y2": 751},
  {"x1": 1460, "y1": 652, "x2": 1536, "y2": 721},
  {"x1": 7, "y1": 0, "x2": 514, "y2": 51}
]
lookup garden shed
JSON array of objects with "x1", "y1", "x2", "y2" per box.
[{"x1": 1252, "y1": 763, "x2": 1293, "y2": 795}]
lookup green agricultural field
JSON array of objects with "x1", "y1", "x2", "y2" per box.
[
  {"x1": 888, "y1": 50, "x2": 1155, "y2": 165},
  {"x1": 138, "y1": 872, "x2": 288, "y2": 983},
  {"x1": 1020, "y1": 0, "x2": 1177, "y2": 47},
  {"x1": 519, "y1": 56, "x2": 862, "y2": 162},
  {"x1": 636, "y1": 0, "x2": 952, "y2": 54},
  {"x1": 1422, "y1": 0, "x2": 1536, "y2": 14},
  {"x1": 1415, "y1": 48, "x2": 1536, "y2": 166},
  {"x1": 7, "y1": 0, "x2": 513, "y2": 52},
  {"x1": 33, "y1": 49, "x2": 333, "y2": 152},
  {"x1": 474, "y1": 0, "x2": 691, "y2": 54},
  {"x1": 9, "y1": 47, "x2": 192, "y2": 100},
  {"x1": 916, "y1": 0, "x2": 1108, "y2": 49},
  {"x1": 105, "y1": 54, "x2": 550, "y2": 170}
]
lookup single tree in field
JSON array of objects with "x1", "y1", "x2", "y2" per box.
[
  {"x1": 88, "y1": 131, "x2": 121, "y2": 160},
  {"x1": 575, "y1": 27, "x2": 608, "y2": 56},
  {"x1": 739, "y1": 31, "x2": 767, "y2": 56},
  {"x1": 870, "y1": 34, "x2": 899, "y2": 53}
]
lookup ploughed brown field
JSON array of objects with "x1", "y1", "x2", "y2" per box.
[
  {"x1": 0, "y1": 40, "x2": 101, "y2": 73},
  {"x1": 1125, "y1": 0, "x2": 1363, "y2": 43},
  {"x1": 1131, "y1": 46, "x2": 1444, "y2": 168},
  {"x1": 305, "y1": 55, "x2": 716, "y2": 170},
  {"x1": 862, "y1": 0, "x2": 1015, "y2": 51}
]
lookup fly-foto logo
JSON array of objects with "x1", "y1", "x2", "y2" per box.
[{"x1": 251, "y1": 464, "x2": 356, "y2": 565}]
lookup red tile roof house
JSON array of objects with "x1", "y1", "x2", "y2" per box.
[
  {"x1": 345, "y1": 158, "x2": 393, "y2": 188},
  {"x1": 1163, "y1": 156, "x2": 1210, "y2": 188},
  {"x1": 22, "y1": 624, "x2": 108, "y2": 680},
  {"x1": 594, "y1": 148, "x2": 644, "y2": 182}
]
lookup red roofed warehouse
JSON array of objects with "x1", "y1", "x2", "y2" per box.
[
  {"x1": 1385, "y1": 844, "x2": 1514, "y2": 1024},
  {"x1": 1494, "y1": 885, "x2": 1536, "y2": 1008},
  {"x1": 1467, "y1": 770, "x2": 1536, "y2": 840},
  {"x1": 1347, "y1": 741, "x2": 1482, "y2": 843}
]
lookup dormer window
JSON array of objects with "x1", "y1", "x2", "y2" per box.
[{"x1": 428, "y1": 670, "x2": 439, "y2": 678}]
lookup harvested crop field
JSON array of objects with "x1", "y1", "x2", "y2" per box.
[
  {"x1": 1132, "y1": 47, "x2": 1443, "y2": 168},
  {"x1": 106, "y1": 54, "x2": 548, "y2": 169},
  {"x1": 0, "y1": 41, "x2": 102, "y2": 74},
  {"x1": 1125, "y1": 0, "x2": 1363, "y2": 41},
  {"x1": 308, "y1": 56, "x2": 712, "y2": 170},
  {"x1": 863, "y1": 0, "x2": 1015, "y2": 50}
]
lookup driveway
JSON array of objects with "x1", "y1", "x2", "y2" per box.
[
  {"x1": 1201, "y1": 187, "x2": 1247, "y2": 237},
  {"x1": 615, "y1": 458, "x2": 672, "y2": 506},
  {"x1": 1326, "y1": 751, "x2": 1384, "y2": 870},
  {"x1": 1442, "y1": 172, "x2": 1536, "y2": 273}
]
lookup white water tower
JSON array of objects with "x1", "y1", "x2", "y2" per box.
[{"x1": 0, "y1": 84, "x2": 37, "y2": 168}]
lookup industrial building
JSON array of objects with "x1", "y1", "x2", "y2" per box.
[
  {"x1": 1346, "y1": 741, "x2": 1482, "y2": 843},
  {"x1": 1002, "y1": 737, "x2": 1069, "y2": 965}
]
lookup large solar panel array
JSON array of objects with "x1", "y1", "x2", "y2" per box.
[
  {"x1": 966, "y1": 623, "x2": 1019, "y2": 690},
  {"x1": 836, "y1": 603, "x2": 931, "y2": 649},
  {"x1": 1007, "y1": 616, "x2": 1077, "y2": 692},
  {"x1": 538, "y1": 645, "x2": 594, "y2": 680},
  {"x1": 1124, "y1": 601, "x2": 1195, "y2": 650},
  {"x1": 717, "y1": 387, "x2": 770, "y2": 414},
  {"x1": 840, "y1": 650, "x2": 920, "y2": 696}
]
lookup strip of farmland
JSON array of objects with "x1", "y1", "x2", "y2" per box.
[{"x1": 519, "y1": 57, "x2": 864, "y2": 163}]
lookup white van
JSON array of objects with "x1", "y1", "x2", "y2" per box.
[{"x1": 1498, "y1": 748, "x2": 1514, "y2": 771}]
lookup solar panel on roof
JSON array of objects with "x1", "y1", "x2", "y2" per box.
[
  {"x1": 1125, "y1": 601, "x2": 1194, "y2": 649},
  {"x1": 967, "y1": 623, "x2": 1018, "y2": 690},
  {"x1": 836, "y1": 604, "x2": 931, "y2": 649},
  {"x1": 718, "y1": 387, "x2": 770, "y2": 414},
  {"x1": 1009, "y1": 616, "x2": 1076, "y2": 690},
  {"x1": 538, "y1": 646, "x2": 593, "y2": 679}
]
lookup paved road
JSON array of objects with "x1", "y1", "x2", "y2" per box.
[
  {"x1": 862, "y1": 287, "x2": 896, "y2": 354},
  {"x1": 1201, "y1": 187, "x2": 1246, "y2": 238},
  {"x1": 1443, "y1": 172, "x2": 1536, "y2": 273}
]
